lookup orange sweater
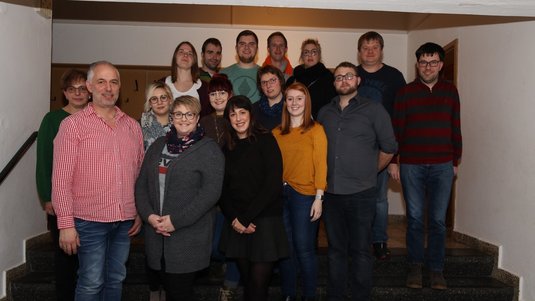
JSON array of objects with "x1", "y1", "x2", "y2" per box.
[{"x1": 273, "y1": 123, "x2": 327, "y2": 196}]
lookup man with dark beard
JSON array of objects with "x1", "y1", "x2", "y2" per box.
[
  {"x1": 221, "y1": 30, "x2": 261, "y2": 103},
  {"x1": 200, "y1": 38, "x2": 223, "y2": 82},
  {"x1": 317, "y1": 61, "x2": 397, "y2": 301}
]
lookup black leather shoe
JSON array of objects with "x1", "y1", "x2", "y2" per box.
[{"x1": 373, "y1": 242, "x2": 391, "y2": 260}]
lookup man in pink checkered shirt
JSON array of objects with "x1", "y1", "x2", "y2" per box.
[{"x1": 52, "y1": 61, "x2": 144, "y2": 301}]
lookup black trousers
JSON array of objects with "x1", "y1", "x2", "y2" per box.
[{"x1": 48, "y1": 214, "x2": 79, "y2": 301}]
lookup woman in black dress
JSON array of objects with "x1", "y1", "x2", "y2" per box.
[{"x1": 219, "y1": 95, "x2": 288, "y2": 301}]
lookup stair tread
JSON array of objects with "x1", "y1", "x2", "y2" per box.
[{"x1": 12, "y1": 270, "x2": 512, "y2": 288}]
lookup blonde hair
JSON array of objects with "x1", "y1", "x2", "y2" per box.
[
  {"x1": 144, "y1": 81, "x2": 173, "y2": 112},
  {"x1": 171, "y1": 95, "x2": 201, "y2": 116},
  {"x1": 299, "y1": 38, "x2": 322, "y2": 64}
]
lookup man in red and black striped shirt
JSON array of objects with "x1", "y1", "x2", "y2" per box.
[{"x1": 391, "y1": 42, "x2": 462, "y2": 291}]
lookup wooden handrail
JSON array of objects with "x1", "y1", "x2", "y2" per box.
[{"x1": 0, "y1": 131, "x2": 38, "y2": 186}]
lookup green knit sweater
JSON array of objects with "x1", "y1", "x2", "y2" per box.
[{"x1": 36, "y1": 109, "x2": 70, "y2": 205}]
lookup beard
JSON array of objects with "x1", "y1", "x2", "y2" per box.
[
  {"x1": 336, "y1": 84, "x2": 358, "y2": 96},
  {"x1": 238, "y1": 54, "x2": 255, "y2": 64},
  {"x1": 204, "y1": 60, "x2": 220, "y2": 71}
]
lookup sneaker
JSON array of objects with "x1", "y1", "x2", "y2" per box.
[
  {"x1": 373, "y1": 242, "x2": 391, "y2": 260},
  {"x1": 430, "y1": 272, "x2": 447, "y2": 290},
  {"x1": 218, "y1": 286, "x2": 237, "y2": 301},
  {"x1": 406, "y1": 263, "x2": 423, "y2": 289}
]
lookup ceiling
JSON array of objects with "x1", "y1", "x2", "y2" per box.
[{"x1": 52, "y1": 0, "x2": 535, "y2": 31}]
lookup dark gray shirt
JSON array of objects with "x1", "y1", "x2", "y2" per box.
[{"x1": 317, "y1": 94, "x2": 397, "y2": 195}]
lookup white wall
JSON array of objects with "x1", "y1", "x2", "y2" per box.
[
  {"x1": 0, "y1": 1, "x2": 51, "y2": 297},
  {"x1": 408, "y1": 21, "x2": 535, "y2": 301},
  {"x1": 52, "y1": 21, "x2": 408, "y2": 75},
  {"x1": 52, "y1": 21, "x2": 410, "y2": 214}
]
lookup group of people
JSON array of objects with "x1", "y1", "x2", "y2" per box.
[{"x1": 35, "y1": 29, "x2": 462, "y2": 301}]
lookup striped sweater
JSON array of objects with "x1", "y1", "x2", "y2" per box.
[{"x1": 393, "y1": 79, "x2": 462, "y2": 166}]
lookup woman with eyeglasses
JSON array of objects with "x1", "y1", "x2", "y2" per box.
[
  {"x1": 286, "y1": 38, "x2": 337, "y2": 119},
  {"x1": 273, "y1": 82, "x2": 327, "y2": 301},
  {"x1": 219, "y1": 95, "x2": 288, "y2": 301},
  {"x1": 165, "y1": 41, "x2": 214, "y2": 117},
  {"x1": 141, "y1": 81, "x2": 173, "y2": 151},
  {"x1": 136, "y1": 95, "x2": 224, "y2": 301},
  {"x1": 253, "y1": 65, "x2": 286, "y2": 131},
  {"x1": 199, "y1": 74, "x2": 232, "y2": 148},
  {"x1": 199, "y1": 74, "x2": 242, "y2": 300},
  {"x1": 140, "y1": 81, "x2": 173, "y2": 301}
]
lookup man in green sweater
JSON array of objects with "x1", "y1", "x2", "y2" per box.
[{"x1": 36, "y1": 68, "x2": 89, "y2": 301}]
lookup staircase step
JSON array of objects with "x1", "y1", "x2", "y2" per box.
[
  {"x1": 14, "y1": 237, "x2": 512, "y2": 301},
  {"x1": 27, "y1": 243, "x2": 495, "y2": 278},
  {"x1": 10, "y1": 271, "x2": 514, "y2": 301}
]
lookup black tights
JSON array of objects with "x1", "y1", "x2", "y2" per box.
[{"x1": 236, "y1": 259, "x2": 274, "y2": 301}]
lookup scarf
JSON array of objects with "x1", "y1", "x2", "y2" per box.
[
  {"x1": 165, "y1": 125, "x2": 204, "y2": 154},
  {"x1": 258, "y1": 96, "x2": 284, "y2": 118},
  {"x1": 262, "y1": 55, "x2": 293, "y2": 77}
]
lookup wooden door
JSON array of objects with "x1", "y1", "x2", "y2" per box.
[
  {"x1": 117, "y1": 68, "x2": 147, "y2": 120},
  {"x1": 442, "y1": 39, "x2": 458, "y2": 234}
]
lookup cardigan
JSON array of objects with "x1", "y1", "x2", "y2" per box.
[
  {"x1": 219, "y1": 133, "x2": 283, "y2": 227},
  {"x1": 135, "y1": 136, "x2": 224, "y2": 273}
]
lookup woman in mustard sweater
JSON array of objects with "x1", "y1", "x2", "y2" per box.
[{"x1": 272, "y1": 82, "x2": 328, "y2": 301}]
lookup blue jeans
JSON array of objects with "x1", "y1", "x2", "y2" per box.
[
  {"x1": 74, "y1": 218, "x2": 133, "y2": 301},
  {"x1": 212, "y1": 211, "x2": 240, "y2": 288},
  {"x1": 400, "y1": 162, "x2": 454, "y2": 272},
  {"x1": 279, "y1": 184, "x2": 319, "y2": 298},
  {"x1": 372, "y1": 169, "x2": 389, "y2": 243},
  {"x1": 323, "y1": 188, "x2": 376, "y2": 301}
]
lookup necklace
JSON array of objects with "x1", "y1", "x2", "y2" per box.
[{"x1": 213, "y1": 113, "x2": 224, "y2": 145}]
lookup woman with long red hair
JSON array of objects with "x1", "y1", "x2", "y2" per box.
[{"x1": 272, "y1": 82, "x2": 328, "y2": 301}]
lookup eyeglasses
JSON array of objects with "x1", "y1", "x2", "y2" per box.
[
  {"x1": 209, "y1": 91, "x2": 229, "y2": 98},
  {"x1": 65, "y1": 86, "x2": 88, "y2": 94},
  {"x1": 149, "y1": 95, "x2": 170, "y2": 104},
  {"x1": 171, "y1": 111, "x2": 196, "y2": 120},
  {"x1": 418, "y1": 60, "x2": 440, "y2": 68},
  {"x1": 260, "y1": 77, "x2": 278, "y2": 87},
  {"x1": 177, "y1": 49, "x2": 194, "y2": 57},
  {"x1": 302, "y1": 49, "x2": 319, "y2": 57},
  {"x1": 334, "y1": 73, "x2": 356, "y2": 82}
]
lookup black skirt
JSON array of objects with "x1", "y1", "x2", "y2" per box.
[{"x1": 220, "y1": 216, "x2": 289, "y2": 262}]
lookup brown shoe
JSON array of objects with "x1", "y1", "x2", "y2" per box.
[
  {"x1": 430, "y1": 272, "x2": 447, "y2": 290},
  {"x1": 406, "y1": 263, "x2": 423, "y2": 289}
]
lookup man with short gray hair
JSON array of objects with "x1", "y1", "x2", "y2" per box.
[{"x1": 52, "y1": 61, "x2": 144, "y2": 300}]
